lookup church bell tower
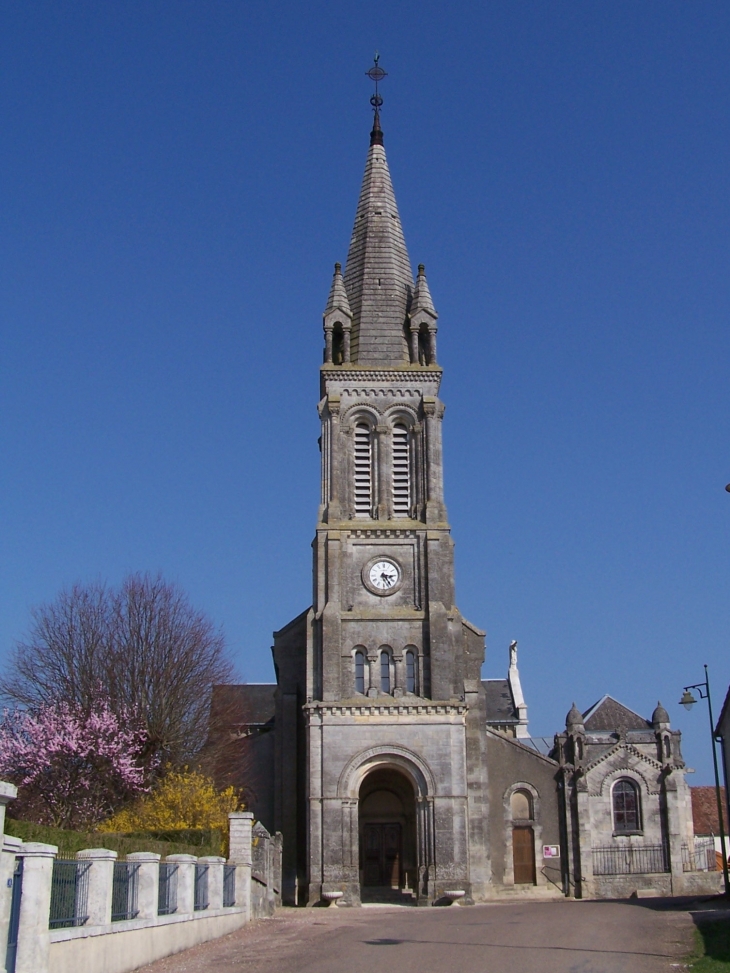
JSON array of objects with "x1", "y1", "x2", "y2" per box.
[{"x1": 273, "y1": 64, "x2": 490, "y2": 906}]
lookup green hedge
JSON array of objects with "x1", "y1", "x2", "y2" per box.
[{"x1": 4, "y1": 820, "x2": 223, "y2": 860}]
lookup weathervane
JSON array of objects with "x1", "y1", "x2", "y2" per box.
[{"x1": 366, "y1": 53, "x2": 387, "y2": 146}]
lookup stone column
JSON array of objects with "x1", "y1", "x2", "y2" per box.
[
  {"x1": 15, "y1": 842, "x2": 57, "y2": 973},
  {"x1": 323, "y1": 322, "x2": 333, "y2": 363},
  {"x1": 228, "y1": 812, "x2": 253, "y2": 919},
  {"x1": 663, "y1": 772, "x2": 686, "y2": 895},
  {"x1": 342, "y1": 324, "x2": 351, "y2": 363},
  {"x1": 575, "y1": 782, "x2": 594, "y2": 899},
  {"x1": 423, "y1": 398, "x2": 445, "y2": 524},
  {"x1": 366, "y1": 649, "x2": 379, "y2": 697},
  {"x1": 126, "y1": 852, "x2": 161, "y2": 920},
  {"x1": 165, "y1": 855, "x2": 197, "y2": 915},
  {"x1": 77, "y1": 848, "x2": 117, "y2": 926},
  {"x1": 376, "y1": 424, "x2": 391, "y2": 520},
  {"x1": 198, "y1": 856, "x2": 225, "y2": 910},
  {"x1": 393, "y1": 649, "x2": 405, "y2": 697}
]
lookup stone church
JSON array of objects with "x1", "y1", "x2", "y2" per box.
[{"x1": 209, "y1": 99, "x2": 716, "y2": 905}]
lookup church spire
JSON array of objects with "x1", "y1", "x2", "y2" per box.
[{"x1": 342, "y1": 58, "x2": 414, "y2": 366}]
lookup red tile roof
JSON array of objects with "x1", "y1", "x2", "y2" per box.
[{"x1": 691, "y1": 786, "x2": 729, "y2": 834}]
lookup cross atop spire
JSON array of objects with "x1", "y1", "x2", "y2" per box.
[{"x1": 366, "y1": 54, "x2": 387, "y2": 147}]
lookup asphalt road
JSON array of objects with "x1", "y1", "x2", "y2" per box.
[{"x1": 136, "y1": 899, "x2": 696, "y2": 973}]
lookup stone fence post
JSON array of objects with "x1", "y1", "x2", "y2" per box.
[
  {"x1": 14, "y1": 841, "x2": 57, "y2": 973},
  {"x1": 228, "y1": 812, "x2": 253, "y2": 921},
  {"x1": 0, "y1": 781, "x2": 19, "y2": 959},
  {"x1": 127, "y1": 852, "x2": 161, "y2": 920},
  {"x1": 77, "y1": 848, "x2": 117, "y2": 926},
  {"x1": 166, "y1": 855, "x2": 197, "y2": 915}
]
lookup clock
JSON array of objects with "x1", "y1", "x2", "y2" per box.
[{"x1": 363, "y1": 557, "x2": 403, "y2": 596}]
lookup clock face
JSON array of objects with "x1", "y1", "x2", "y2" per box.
[{"x1": 368, "y1": 560, "x2": 400, "y2": 591}]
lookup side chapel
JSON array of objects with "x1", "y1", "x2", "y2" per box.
[{"x1": 209, "y1": 79, "x2": 715, "y2": 905}]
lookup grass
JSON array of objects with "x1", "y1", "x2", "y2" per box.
[
  {"x1": 5, "y1": 819, "x2": 224, "y2": 859},
  {"x1": 688, "y1": 918, "x2": 730, "y2": 971}
]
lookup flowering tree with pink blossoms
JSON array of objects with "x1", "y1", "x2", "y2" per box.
[{"x1": 0, "y1": 697, "x2": 149, "y2": 828}]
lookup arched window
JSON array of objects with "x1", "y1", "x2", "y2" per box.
[
  {"x1": 405, "y1": 648, "x2": 417, "y2": 694},
  {"x1": 354, "y1": 649, "x2": 366, "y2": 695},
  {"x1": 380, "y1": 649, "x2": 391, "y2": 694},
  {"x1": 354, "y1": 423, "x2": 373, "y2": 517},
  {"x1": 392, "y1": 423, "x2": 410, "y2": 517},
  {"x1": 511, "y1": 789, "x2": 533, "y2": 821},
  {"x1": 613, "y1": 779, "x2": 641, "y2": 833}
]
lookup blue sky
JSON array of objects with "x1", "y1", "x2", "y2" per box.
[{"x1": 1, "y1": 2, "x2": 729, "y2": 784}]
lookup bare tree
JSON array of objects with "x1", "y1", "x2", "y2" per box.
[{"x1": 1, "y1": 574, "x2": 235, "y2": 771}]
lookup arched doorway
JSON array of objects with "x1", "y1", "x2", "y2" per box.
[{"x1": 359, "y1": 767, "x2": 417, "y2": 899}]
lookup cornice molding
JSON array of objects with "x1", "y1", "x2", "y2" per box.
[{"x1": 305, "y1": 700, "x2": 468, "y2": 719}]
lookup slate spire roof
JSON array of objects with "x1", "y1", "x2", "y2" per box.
[{"x1": 342, "y1": 124, "x2": 414, "y2": 365}]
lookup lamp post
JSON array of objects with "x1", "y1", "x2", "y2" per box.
[{"x1": 679, "y1": 664, "x2": 730, "y2": 897}]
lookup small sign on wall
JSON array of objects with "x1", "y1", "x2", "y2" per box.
[{"x1": 543, "y1": 845, "x2": 560, "y2": 858}]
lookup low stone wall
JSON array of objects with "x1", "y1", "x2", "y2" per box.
[
  {"x1": 593, "y1": 870, "x2": 723, "y2": 900},
  {"x1": 0, "y1": 796, "x2": 283, "y2": 973},
  {"x1": 49, "y1": 908, "x2": 247, "y2": 973}
]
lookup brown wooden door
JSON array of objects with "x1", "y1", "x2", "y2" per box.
[
  {"x1": 513, "y1": 826, "x2": 536, "y2": 884},
  {"x1": 363, "y1": 824, "x2": 402, "y2": 887}
]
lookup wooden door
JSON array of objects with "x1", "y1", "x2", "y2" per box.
[
  {"x1": 362, "y1": 824, "x2": 402, "y2": 887},
  {"x1": 512, "y1": 826, "x2": 536, "y2": 884}
]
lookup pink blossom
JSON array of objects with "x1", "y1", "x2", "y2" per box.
[{"x1": 0, "y1": 697, "x2": 149, "y2": 828}]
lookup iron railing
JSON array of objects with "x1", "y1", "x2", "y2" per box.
[
  {"x1": 592, "y1": 843, "x2": 669, "y2": 875},
  {"x1": 682, "y1": 837, "x2": 717, "y2": 872},
  {"x1": 223, "y1": 864, "x2": 236, "y2": 907},
  {"x1": 158, "y1": 862, "x2": 179, "y2": 915},
  {"x1": 49, "y1": 860, "x2": 91, "y2": 929},
  {"x1": 111, "y1": 862, "x2": 140, "y2": 921},
  {"x1": 194, "y1": 864, "x2": 209, "y2": 911}
]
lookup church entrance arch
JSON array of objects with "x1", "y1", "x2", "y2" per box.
[{"x1": 359, "y1": 767, "x2": 416, "y2": 892}]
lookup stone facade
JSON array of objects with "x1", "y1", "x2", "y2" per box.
[{"x1": 208, "y1": 111, "x2": 718, "y2": 905}]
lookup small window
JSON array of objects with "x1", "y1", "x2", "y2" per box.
[
  {"x1": 380, "y1": 650, "x2": 391, "y2": 694},
  {"x1": 511, "y1": 789, "x2": 532, "y2": 821},
  {"x1": 405, "y1": 649, "x2": 416, "y2": 694},
  {"x1": 354, "y1": 649, "x2": 366, "y2": 695},
  {"x1": 613, "y1": 779, "x2": 640, "y2": 833}
]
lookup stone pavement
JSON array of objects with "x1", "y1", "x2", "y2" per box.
[{"x1": 135, "y1": 899, "x2": 698, "y2": 973}]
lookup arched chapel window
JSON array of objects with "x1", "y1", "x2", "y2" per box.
[
  {"x1": 354, "y1": 649, "x2": 366, "y2": 695},
  {"x1": 392, "y1": 423, "x2": 410, "y2": 517},
  {"x1": 613, "y1": 779, "x2": 641, "y2": 833},
  {"x1": 380, "y1": 649, "x2": 391, "y2": 694},
  {"x1": 511, "y1": 789, "x2": 533, "y2": 821},
  {"x1": 354, "y1": 423, "x2": 373, "y2": 517},
  {"x1": 405, "y1": 648, "x2": 417, "y2": 694}
]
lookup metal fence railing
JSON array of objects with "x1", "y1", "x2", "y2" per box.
[
  {"x1": 194, "y1": 864, "x2": 209, "y2": 911},
  {"x1": 223, "y1": 864, "x2": 236, "y2": 907},
  {"x1": 111, "y1": 862, "x2": 140, "y2": 922},
  {"x1": 49, "y1": 860, "x2": 91, "y2": 929},
  {"x1": 158, "y1": 862, "x2": 179, "y2": 915},
  {"x1": 592, "y1": 843, "x2": 669, "y2": 876},
  {"x1": 682, "y1": 837, "x2": 717, "y2": 872}
]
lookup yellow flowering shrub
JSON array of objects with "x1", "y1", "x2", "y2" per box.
[{"x1": 98, "y1": 768, "x2": 240, "y2": 833}]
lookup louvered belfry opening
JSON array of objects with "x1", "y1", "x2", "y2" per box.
[
  {"x1": 392, "y1": 423, "x2": 410, "y2": 517},
  {"x1": 354, "y1": 422, "x2": 373, "y2": 517}
]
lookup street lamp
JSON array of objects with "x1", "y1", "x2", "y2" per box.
[{"x1": 679, "y1": 664, "x2": 730, "y2": 897}]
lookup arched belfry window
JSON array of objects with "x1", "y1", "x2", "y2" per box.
[
  {"x1": 612, "y1": 779, "x2": 641, "y2": 833},
  {"x1": 379, "y1": 648, "x2": 392, "y2": 694},
  {"x1": 405, "y1": 648, "x2": 417, "y2": 694},
  {"x1": 392, "y1": 423, "x2": 410, "y2": 517},
  {"x1": 354, "y1": 648, "x2": 366, "y2": 695},
  {"x1": 354, "y1": 423, "x2": 373, "y2": 517}
]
